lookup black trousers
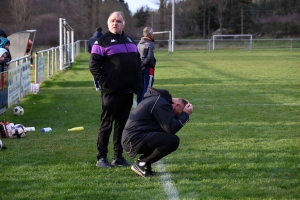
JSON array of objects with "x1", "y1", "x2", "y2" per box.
[
  {"x1": 138, "y1": 132, "x2": 180, "y2": 165},
  {"x1": 97, "y1": 92, "x2": 133, "y2": 160}
]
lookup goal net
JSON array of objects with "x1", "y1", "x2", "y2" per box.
[{"x1": 212, "y1": 34, "x2": 252, "y2": 52}]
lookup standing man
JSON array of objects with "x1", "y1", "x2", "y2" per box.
[
  {"x1": 88, "y1": 27, "x2": 103, "y2": 91},
  {"x1": 89, "y1": 11, "x2": 141, "y2": 168},
  {"x1": 88, "y1": 27, "x2": 103, "y2": 53},
  {"x1": 137, "y1": 27, "x2": 156, "y2": 104},
  {"x1": 122, "y1": 87, "x2": 193, "y2": 178}
]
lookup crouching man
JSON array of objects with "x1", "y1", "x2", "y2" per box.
[{"x1": 122, "y1": 87, "x2": 193, "y2": 178}]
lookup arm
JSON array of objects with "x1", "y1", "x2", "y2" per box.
[
  {"x1": 142, "y1": 44, "x2": 155, "y2": 67},
  {"x1": 152, "y1": 103, "x2": 189, "y2": 134},
  {"x1": 89, "y1": 45, "x2": 106, "y2": 86},
  {"x1": 87, "y1": 44, "x2": 91, "y2": 53}
]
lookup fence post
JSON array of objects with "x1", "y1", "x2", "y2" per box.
[
  {"x1": 35, "y1": 52, "x2": 38, "y2": 83},
  {"x1": 47, "y1": 50, "x2": 50, "y2": 78}
]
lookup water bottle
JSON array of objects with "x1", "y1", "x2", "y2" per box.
[
  {"x1": 68, "y1": 127, "x2": 84, "y2": 131},
  {"x1": 25, "y1": 127, "x2": 35, "y2": 132},
  {"x1": 41, "y1": 127, "x2": 52, "y2": 132}
]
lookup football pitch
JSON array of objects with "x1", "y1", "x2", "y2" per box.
[{"x1": 1, "y1": 49, "x2": 299, "y2": 199}]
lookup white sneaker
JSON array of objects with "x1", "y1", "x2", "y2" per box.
[{"x1": 96, "y1": 88, "x2": 101, "y2": 91}]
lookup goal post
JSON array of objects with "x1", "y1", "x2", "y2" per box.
[
  {"x1": 212, "y1": 34, "x2": 252, "y2": 52},
  {"x1": 59, "y1": 18, "x2": 74, "y2": 70},
  {"x1": 153, "y1": 31, "x2": 172, "y2": 53}
]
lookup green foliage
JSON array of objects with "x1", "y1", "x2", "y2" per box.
[
  {"x1": 134, "y1": 7, "x2": 150, "y2": 28},
  {"x1": 1, "y1": 50, "x2": 299, "y2": 199}
]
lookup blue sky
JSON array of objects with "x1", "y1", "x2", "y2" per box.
[{"x1": 126, "y1": 0, "x2": 159, "y2": 13}]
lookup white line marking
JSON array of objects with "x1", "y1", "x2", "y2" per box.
[
  {"x1": 155, "y1": 161, "x2": 180, "y2": 200},
  {"x1": 197, "y1": 103, "x2": 300, "y2": 107},
  {"x1": 262, "y1": 53, "x2": 300, "y2": 60},
  {"x1": 132, "y1": 97, "x2": 180, "y2": 200}
]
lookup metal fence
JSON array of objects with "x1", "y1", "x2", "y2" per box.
[
  {"x1": 124, "y1": 38, "x2": 300, "y2": 52},
  {"x1": 33, "y1": 40, "x2": 85, "y2": 83},
  {"x1": 0, "y1": 40, "x2": 85, "y2": 114},
  {"x1": 2, "y1": 37, "x2": 299, "y2": 114}
]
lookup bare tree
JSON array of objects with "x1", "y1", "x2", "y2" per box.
[
  {"x1": 158, "y1": 0, "x2": 168, "y2": 35},
  {"x1": 9, "y1": 0, "x2": 37, "y2": 32},
  {"x1": 211, "y1": 0, "x2": 228, "y2": 34},
  {"x1": 175, "y1": 0, "x2": 199, "y2": 38}
]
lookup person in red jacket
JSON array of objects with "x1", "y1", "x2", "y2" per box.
[
  {"x1": 26, "y1": 39, "x2": 34, "y2": 68},
  {"x1": 137, "y1": 27, "x2": 156, "y2": 104}
]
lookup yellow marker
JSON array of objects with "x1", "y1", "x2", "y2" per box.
[{"x1": 68, "y1": 127, "x2": 84, "y2": 131}]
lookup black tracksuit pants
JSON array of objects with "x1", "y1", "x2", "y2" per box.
[
  {"x1": 137, "y1": 132, "x2": 180, "y2": 165},
  {"x1": 97, "y1": 92, "x2": 133, "y2": 160}
]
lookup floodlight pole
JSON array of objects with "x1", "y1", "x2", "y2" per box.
[
  {"x1": 59, "y1": 18, "x2": 63, "y2": 71},
  {"x1": 172, "y1": 0, "x2": 175, "y2": 52}
]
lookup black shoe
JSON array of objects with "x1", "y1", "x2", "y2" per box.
[
  {"x1": 131, "y1": 160, "x2": 148, "y2": 178},
  {"x1": 146, "y1": 164, "x2": 155, "y2": 176},
  {"x1": 111, "y1": 157, "x2": 131, "y2": 167},
  {"x1": 1, "y1": 146, "x2": 7, "y2": 150},
  {"x1": 96, "y1": 158, "x2": 111, "y2": 168}
]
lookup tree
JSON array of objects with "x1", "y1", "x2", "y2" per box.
[
  {"x1": 158, "y1": 0, "x2": 168, "y2": 34},
  {"x1": 9, "y1": 0, "x2": 37, "y2": 31},
  {"x1": 196, "y1": 0, "x2": 213, "y2": 38},
  {"x1": 134, "y1": 7, "x2": 150, "y2": 28},
  {"x1": 227, "y1": 0, "x2": 253, "y2": 34},
  {"x1": 211, "y1": 0, "x2": 228, "y2": 34}
]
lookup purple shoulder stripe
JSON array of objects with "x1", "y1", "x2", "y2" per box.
[
  {"x1": 126, "y1": 43, "x2": 138, "y2": 53},
  {"x1": 91, "y1": 45, "x2": 105, "y2": 55}
]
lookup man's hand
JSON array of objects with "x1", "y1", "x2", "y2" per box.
[{"x1": 183, "y1": 103, "x2": 193, "y2": 115}]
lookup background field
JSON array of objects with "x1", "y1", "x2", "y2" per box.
[{"x1": 1, "y1": 50, "x2": 299, "y2": 200}]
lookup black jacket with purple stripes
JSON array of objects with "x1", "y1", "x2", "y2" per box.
[{"x1": 89, "y1": 30, "x2": 141, "y2": 94}]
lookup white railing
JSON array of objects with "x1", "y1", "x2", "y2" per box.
[{"x1": 0, "y1": 40, "x2": 86, "y2": 114}]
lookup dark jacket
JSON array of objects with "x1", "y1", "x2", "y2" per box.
[
  {"x1": 0, "y1": 28, "x2": 7, "y2": 38},
  {"x1": 89, "y1": 30, "x2": 141, "y2": 94},
  {"x1": 87, "y1": 31, "x2": 103, "y2": 53},
  {"x1": 122, "y1": 87, "x2": 190, "y2": 158},
  {"x1": 137, "y1": 37, "x2": 156, "y2": 68}
]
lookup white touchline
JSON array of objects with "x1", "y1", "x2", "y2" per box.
[
  {"x1": 155, "y1": 161, "x2": 180, "y2": 200},
  {"x1": 132, "y1": 98, "x2": 180, "y2": 200}
]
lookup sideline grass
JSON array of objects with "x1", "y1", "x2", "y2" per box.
[{"x1": 1, "y1": 50, "x2": 299, "y2": 199}]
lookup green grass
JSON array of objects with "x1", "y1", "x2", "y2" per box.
[{"x1": 1, "y1": 50, "x2": 299, "y2": 199}]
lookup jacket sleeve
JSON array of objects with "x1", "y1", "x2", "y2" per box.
[
  {"x1": 152, "y1": 102, "x2": 189, "y2": 134},
  {"x1": 142, "y1": 43, "x2": 155, "y2": 67},
  {"x1": 87, "y1": 38, "x2": 93, "y2": 53},
  {"x1": 89, "y1": 45, "x2": 106, "y2": 85},
  {"x1": 87, "y1": 43, "x2": 91, "y2": 53}
]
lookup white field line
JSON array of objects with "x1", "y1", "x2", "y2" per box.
[
  {"x1": 261, "y1": 53, "x2": 300, "y2": 60},
  {"x1": 198, "y1": 103, "x2": 300, "y2": 107},
  {"x1": 191, "y1": 121, "x2": 300, "y2": 126},
  {"x1": 154, "y1": 161, "x2": 180, "y2": 200},
  {"x1": 132, "y1": 98, "x2": 180, "y2": 200}
]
